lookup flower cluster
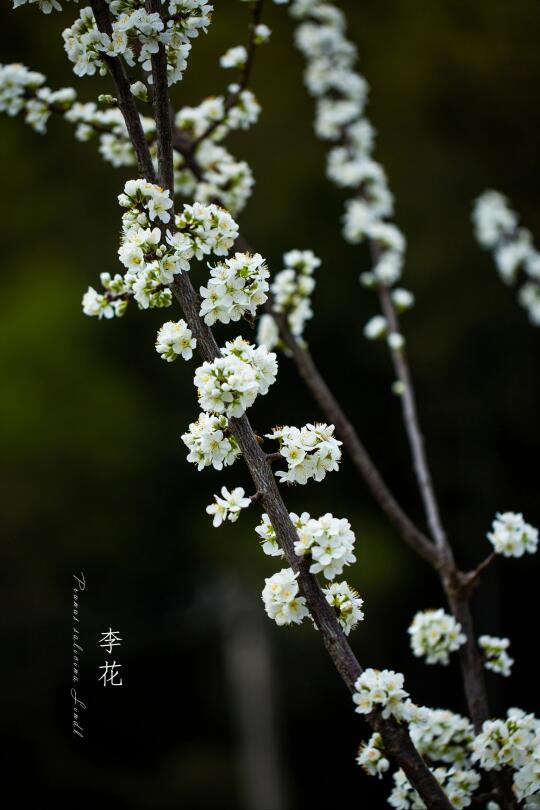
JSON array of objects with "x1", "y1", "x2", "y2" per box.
[
  {"x1": 255, "y1": 512, "x2": 362, "y2": 632},
  {"x1": 199, "y1": 252, "x2": 269, "y2": 325},
  {"x1": 65, "y1": 97, "x2": 144, "y2": 167},
  {"x1": 473, "y1": 190, "x2": 540, "y2": 324},
  {"x1": 206, "y1": 486, "x2": 250, "y2": 527},
  {"x1": 188, "y1": 139, "x2": 255, "y2": 214},
  {"x1": 194, "y1": 339, "x2": 277, "y2": 418},
  {"x1": 175, "y1": 89, "x2": 260, "y2": 141},
  {"x1": 353, "y1": 668, "x2": 411, "y2": 721},
  {"x1": 119, "y1": 178, "x2": 173, "y2": 224},
  {"x1": 175, "y1": 201, "x2": 239, "y2": 257},
  {"x1": 0, "y1": 62, "x2": 78, "y2": 138},
  {"x1": 478, "y1": 635, "x2": 514, "y2": 678},
  {"x1": 285, "y1": 2, "x2": 412, "y2": 354},
  {"x1": 83, "y1": 183, "x2": 239, "y2": 317},
  {"x1": 408, "y1": 609, "x2": 466, "y2": 666},
  {"x1": 356, "y1": 733, "x2": 389, "y2": 779},
  {"x1": 261, "y1": 568, "x2": 310, "y2": 626},
  {"x1": 389, "y1": 766, "x2": 480, "y2": 810},
  {"x1": 155, "y1": 320, "x2": 196, "y2": 362},
  {"x1": 358, "y1": 703, "x2": 481, "y2": 806},
  {"x1": 62, "y1": 2, "x2": 211, "y2": 86},
  {"x1": 266, "y1": 423, "x2": 342, "y2": 485},
  {"x1": 0, "y1": 62, "x2": 44, "y2": 116},
  {"x1": 322, "y1": 580, "x2": 364, "y2": 635},
  {"x1": 257, "y1": 249, "x2": 320, "y2": 350},
  {"x1": 174, "y1": 90, "x2": 260, "y2": 213},
  {"x1": 0, "y1": 61, "x2": 258, "y2": 214},
  {"x1": 472, "y1": 709, "x2": 540, "y2": 807},
  {"x1": 181, "y1": 412, "x2": 240, "y2": 471},
  {"x1": 487, "y1": 511, "x2": 538, "y2": 558},
  {"x1": 293, "y1": 512, "x2": 356, "y2": 580},
  {"x1": 274, "y1": 249, "x2": 319, "y2": 332},
  {"x1": 409, "y1": 708, "x2": 474, "y2": 766},
  {"x1": 290, "y1": 4, "x2": 395, "y2": 236},
  {"x1": 220, "y1": 45, "x2": 247, "y2": 70},
  {"x1": 82, "y1": 272, "x2": 129, "y2": 319}
]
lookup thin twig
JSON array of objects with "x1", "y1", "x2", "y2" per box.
[
  {"x1": 377, "y1": 281, "x2": 450, "y2": 558},
  {"x1": 269, "y1": 304, "x2": 440, "y2": 568},
  {"x1": 190, "y1": 0, "x2": 265, "y2": 151}
]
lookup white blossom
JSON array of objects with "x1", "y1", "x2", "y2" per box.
[
  {"x1": 389, "y1": 766, "x2": 480, "y2": 810},
  {"x1": 472, "y1": 708, "x2": 540, "y2": 807},
  {"x1": 373, "y1": 250, "x2": 403, "y2": 286},
  {"x1": 181, "y1": 412, "x2": 240, "y2": 471},
  {"x1": 220, "y1": 45, "x2": 248, "y2": 70},
  {"x1": 266, "y1": 423, "x2": 342, "y2": 485},
  {"x1": 487, "y1": 512, "x2": 538, "y2": 558},
  {"x1": 409, "y1": 707, "x2": 474, "y2": 767},
  {"x1": 364, "y1": 315, "x2": 388, "y2": 340},
  {"x1": 83, "y1": 186, "x2": 242, "y2": 319},
  {"x1": 388, "y1": 332, "x2": 405, "y2": 351},
  {"x1": 155, "y1": 320, "x2": 196, "y2": 362},
  {"x1": 323, "y1": 580, "x2": 364, "y2": 634},
  {"x1": 254, "y1": 23, "x2": 272, "y2": 44},
  {"x1": 262, "y1": 568, "x2": 310, "y2": 626},
  {"x1": 266, "y1": 249, "x2": 320, "y2": 343},
  {"x1": 494, "y1": 231, "x2": 531, "y2": 285},
  {"x1": 343, "y1": 198, "x2": 378, "y2": 243},
  {"x1": 473, "y1": 191, "x2": 517, "y2": 248},
  {"x1": 81, "y1": 272, "x2": 128, "y2": 319},
  {"x1": 256, "y1": 313, "x2": 280, "y2": 351},
  {"x1": 356, "y1": 733, "x2": 389, "y2": 778},
  {"x1": 130, "y1": 80, "x2": 148, "y2": 102},
  {"x1": 392, "y1": 288, "x2": 415, "y2": 312},
  {"x1": 176, "y1": 201, "x2": 239, "y2": 257},
  {"x1": 294, "y1": 512, "x2": 356, "y2": 580},
  {"x1": 82, "y1": 287, "x2": 119, "y2": 319},
  {"x1": 194, "y1": 340, "x2": 277, "y2": 418},
  {"x1": 519, "y1": 282, "x2": 540, "y2": 325},
  {"x1": 255, "y1": 513, "x2": 285, "y2": 557},
  {"x1": 472, "y1": 190, "x2": 540, "y2": 325},
  {"x1": 199, "y1": 252, "x2": 269, "y2": 325},
  {"x1": 0, "y1": 62, "x2": 46, "y2": 117},
  {"x1": 62, "y1": 2, "x2": 211, "y2": 86},
  {"x1": 206, "y1": 486, "x2": 250, "y2": 527},
  {"x1": 478, "y1": 635, "x2": 514, "y2": 678},
  {"x1": 13, "y1": 0, "x2": 65, "y2": 12},
  {"x1": 408, "y1": 609, "x2": 466, "y2": 665},
  {"x1": 353, "y1": 668, "x2": 411, "y2": 720}
]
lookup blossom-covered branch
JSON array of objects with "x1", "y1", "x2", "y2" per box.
[
  {"x1": 4, "y1": 0, "x2": 540, "y2": 807},
  {"x1": 473, "y1": 190, "x2": 540, "y2": 324}
]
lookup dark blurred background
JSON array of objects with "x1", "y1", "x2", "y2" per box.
[{"x1": 2, "y1": 1, "x2": 540, "y2": 807}]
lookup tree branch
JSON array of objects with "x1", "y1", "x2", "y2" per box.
[
  {"x1": 269, "y1": 305, "x2": 440, "y2": 568},
  {"x1": 146, "y1": 0, "x2": 175, "y2": 192},
  {"x1": 377, "y1": 282, "x2": 450, "y2": 559},
  {"x1": 108, "y1": 8, "x2": 452, "y2": 806},
  {"x1": 90, "y1": 0, "x2": 156, "y2": 183},
  {"x1": 190, "y1": 0, "x2": 265, "y2": 151}
]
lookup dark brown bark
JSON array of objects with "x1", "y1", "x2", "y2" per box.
[
  {"x1": 147, "y1": 0, "x2": 175, "y2": 192},
  {"x1": 90, "y1": 0, "x2": 157, "y2": 183}
]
